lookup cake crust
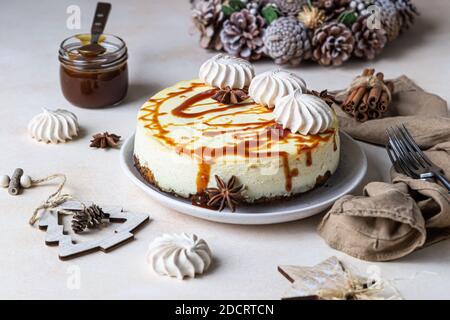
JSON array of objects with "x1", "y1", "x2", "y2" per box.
[{"x1": 134, "y1": 155, "x2": 333, "y2": 205}]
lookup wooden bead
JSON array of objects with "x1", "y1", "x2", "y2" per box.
[
  {"x1": 20, "y1": 175, "x2": 32, "y2": 189},
  {"x1": 0, "y1": 175, "x2": 10, "y2": 188}
]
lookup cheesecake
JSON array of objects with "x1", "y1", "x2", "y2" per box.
[{"x1": 134, "y1": 55, "x2": 340, "y2": 205}]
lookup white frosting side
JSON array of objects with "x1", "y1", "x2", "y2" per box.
[
  {"x1": 28, "y1": 108, "x2": 79, "y2": 144},
  {"x1": 249, "y1": 69, "x2": 307, "y2": 108},
  {"x1": 274, "y1": 91, "x2": 334, "y2": 135},
  {"x1": 148, "y1": 233, "x2": 212, "y2": 279},
  {"x1": 199, "y1": 54, "x2": 255, "y2": 89}
]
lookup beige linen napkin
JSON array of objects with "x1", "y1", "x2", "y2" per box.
[{"x1": 318, "y1": 76, "x2": 450, "y2": 261}]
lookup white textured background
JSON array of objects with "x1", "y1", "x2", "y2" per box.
[{"x1": 0, "y1": 0, "x2": 449, "y2": 299}]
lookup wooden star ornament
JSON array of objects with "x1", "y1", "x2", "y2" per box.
[{"x1": 278, "y1": 257, "x2": 401, "y2": 300}]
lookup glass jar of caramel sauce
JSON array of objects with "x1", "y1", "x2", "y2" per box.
[{"x1": 59, "y1": 34, "x2": 128, "y2": 108}]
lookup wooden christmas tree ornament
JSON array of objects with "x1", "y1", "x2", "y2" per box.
[{"x1": 38, "y1": 201, "x2": 150, "y2": 260}]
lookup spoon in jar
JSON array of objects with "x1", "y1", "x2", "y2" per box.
[{"x1": 78, "y1": 2, "x2": 111, "y2": 57}]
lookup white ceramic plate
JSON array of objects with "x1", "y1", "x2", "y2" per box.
[{"x1": 120, "y1": 132, "x2": 367, "y2": 225}]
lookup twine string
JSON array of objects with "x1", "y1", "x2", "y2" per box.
[
  {"x1": 316, "y1": 275, "x2": 400, "y2": 300},
  {"x1": 336, "y1": 74, "x2": 392, "y2": 103},
  {"x1": 28, "y1": 174, "x2": 78, "y2": 225}
]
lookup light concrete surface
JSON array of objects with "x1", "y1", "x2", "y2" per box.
[{"x1": 0, "y1": 0, "x2": 449, "y2": 299}]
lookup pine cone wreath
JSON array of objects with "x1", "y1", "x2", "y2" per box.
[
  {"x1": 348, "y1": 0, "x2": 374, "y2": 16},
  {"x1": 374, "y1": 0, "x2": 401, "y2": 41},
  {"x1": 393, "y1": 0, "x2": 419, "y2": 32},
  {"x1": 71, "y1": 204, "x2": 107, "y2": 233},
  {"x1": 312, "y1": 22, "x2": 355, "y2": 66},
  {"x1": 297, "y1": 5, "x2": 326, "y2": 29},
  {"x1": 191, "y1": 0, "x2": 224, "y2": 50},
  {"x1": 263, "y1": 17, "x2": 312, "y2": 65},
  {"x1": 352, "y1": 14, "x2": 387, "y2": 59},
  {"x1": 313, "y1": 0, "x2": 349, "y2": 19},
  {"x1": 273, "y1": 0, "x2": 307, "y2": 16},
  {"x1": 245, "y1": 0, "x2": 268, "y2": 15},
  {"x1": 220, "y1": 9, "x2": 266, "y2": 61}
]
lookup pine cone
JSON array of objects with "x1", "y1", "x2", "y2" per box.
[
  {"x1": 71, "y1": 204, "x2": 106, "y2": 233},
  {"x1": 245, "y1": 0, "x2": 269, "y2": 15},
  {"x1": 220, "y1": 9, "x2": 266, "y2": 61},
  {"x1": 312, "y1": 22, "x2": 355, "y2": 66},
  {"x1": 298, "y1": 5, "x2": 326, "y2": 29},
  {"x1": 313, "y1": 0, "x2": 349, "y2": 19},
  {"x1": 273, "y1": 0, "x2": 308, "y2": 16},
  {"x1": 374, "y1": 0, "x2": 401, "y2": 41},
  {"x1": 263, "y1": 17, "x2": 312, "y2": 65},
  {"x1": 352, "y1": 14, "x2": 387, "y2": 59},
  {"x1": 393, "y1": 0, "x2": 418, "y2": 32},
  {"x1": 71, "y1": 212, "x2": 89, "y2": 234},
  {"x1": 348, "y1": 0, "x2": 374, "y2": 16},
  {"x1": 191, "y1": 0, "x2": 224, "y2": 50}
]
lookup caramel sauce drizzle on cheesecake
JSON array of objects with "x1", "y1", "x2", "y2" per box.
[{"x1": 138, "y1": 81, "x2": 336, "y2": 193}]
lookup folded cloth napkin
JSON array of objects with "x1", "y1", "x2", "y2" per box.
[{"x1": 318, "y1": 76, "x2": 450, "y2": 261}]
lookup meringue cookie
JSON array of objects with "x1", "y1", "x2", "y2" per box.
[
  {"x1": 249, "y1": 69, "x2": 307, "y2": 108},
  {"x1": 199, "y1": 54, "x2": 255, "y2": 89},
  {"x1": 148, "y1": 233, "x2": 212, "y2": 279},
  {"x1": 274, "y1": 90, "x2": 334, "y2": 135},
  {"x1": 28, "y1": 108, "x2": 79, "y2": 144}
]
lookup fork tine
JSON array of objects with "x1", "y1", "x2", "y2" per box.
[
  {"x1": 395, "y1": 126, "x2": 428, "y2": 168},
  {"x1": 392, "y1": 126, "x2": 425, "y2": 169},
  {"x1": 390, "y1": 144, "x2": 416, "y2": 177},
  {"x1": 385, "y1": 143, "x2": 404, "y2": 174},
  {"x1": 388, "y1": 127, "x2": 419, "y2": 171},
  {"x1": 386, "y1": 129, "x2": 418, "y2": 177},
  {"x1": 400, "y1": 124, "x2": 433, "y2": 166}
]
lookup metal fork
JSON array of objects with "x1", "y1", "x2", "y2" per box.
[{"x1": 386, "y1": 125, "x2": 450, "y2": 191}]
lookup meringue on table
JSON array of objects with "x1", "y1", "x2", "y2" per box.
[
  {"x1": 147, "y1": 233, "x2": 212, "y2": 280},
  {"x1": 28, "y1": 108, "x2": 79, "y2": 144}
]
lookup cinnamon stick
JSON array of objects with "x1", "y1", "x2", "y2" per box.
[
  {"x1": 379, "y1": 81, "x2": 394, "y2": 112},
  {"x1": 347, "y1": 68, "x2": 374, "y2": 109},
  {"x1": 358, "y1": 91, "x2": 370, "y2": 113},
  {"x1": 368, "y1": 109, "x2": 382, "y2": 119},
  {"x1": 368, "y1": 72, "x2": 384, "y2": 109},
  {"x1": 346, "y1": 107, "x2": 355, "y2": 115},
  {"x1": 8, "y1": 168, "x2": 23, "y2": 196},
  {"x1": 342, "y1": 88, "x2": 357, "y2": 107},
  {"x1": 354, "y1": 111, "x2": 369, "y2": 122}
]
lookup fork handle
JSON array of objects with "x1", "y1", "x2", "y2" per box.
[{"x1": 434, "y1": 172, "x2": 450, "y2": 192}]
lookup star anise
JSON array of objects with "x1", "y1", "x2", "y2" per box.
[
  {"x1": 205, "y1": 175, "x2": 245, "y2": 212},
  {"x1": 211, "y1": 87, "x2": 249, "y2": 105},
  {"x1": 309, "y1": 89, "x2": 339, "y2": 107},
  {"x1": 90, "y1": 132, "x2": 121, "y2": 149}
]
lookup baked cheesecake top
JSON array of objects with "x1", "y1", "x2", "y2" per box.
[{"x1": 137, "y1": 79, "x2": 338, "y2": 192}]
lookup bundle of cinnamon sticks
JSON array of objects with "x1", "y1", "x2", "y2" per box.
[{"x1": 341, "y1": 68, "x2": 394, "y2": 122}]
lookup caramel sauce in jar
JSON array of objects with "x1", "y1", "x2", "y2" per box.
[{"x1": 58, "y1": 34, "x2": 128, "y2": 108}]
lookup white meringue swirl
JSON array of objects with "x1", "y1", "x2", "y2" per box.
[
  {"x1": 249, "y1": 69, "x2": 307, "y2": 108},
  {"x1": 274, "y1": 90, "x2": 334, "y2": 135},
  {"x1": 28, "y1": 108, "x2": 79, "y2": 144},
  {"x1": 199, "y1": 54, "x2": 255, "y2": 89},
  {"x1": 148, "y1": 233, "x2": 212, "y2": 279}
]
